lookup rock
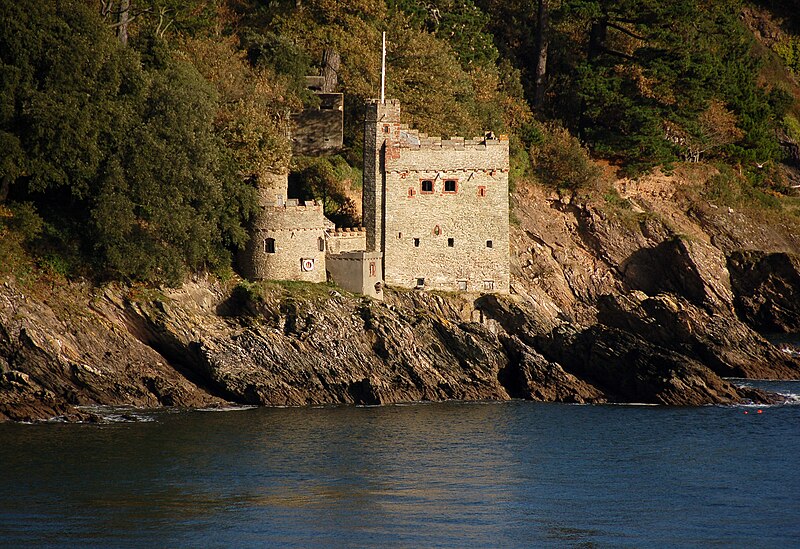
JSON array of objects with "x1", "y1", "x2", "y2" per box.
[
  {"x1": 727, "y1": 251, "x2": 800, "y2": 333},
  {"x1": 532, "y1": 323, "x2": 773, "y2": 406},
  {"x1": 621, "y1": 237, "x2": 735, "y2": 313},
  {"x1": 597, "y1": 291, "x2": 800, "y2": 379}
]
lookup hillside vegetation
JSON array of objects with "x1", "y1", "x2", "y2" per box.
[{"x1": 1, "y1": 0, "x2": 799, "y2": 285}]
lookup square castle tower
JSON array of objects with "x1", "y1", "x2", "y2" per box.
[{"x1": 362, "y1": 99, "x2": 510, "y2": 293}]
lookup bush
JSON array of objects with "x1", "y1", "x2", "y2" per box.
[{"x1": 530, "y1": 123, "x2": 601, "y2": 191}]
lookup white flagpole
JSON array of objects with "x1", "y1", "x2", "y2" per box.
[{"x1": 381, "y1": 31, "x2": 386, "y2": 104}]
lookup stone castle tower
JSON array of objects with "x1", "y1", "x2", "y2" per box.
[
  {"x1": 239, "y1": 169, "x2": 327, "y2": 283},
  {"x1": 362, "y1": 99, "x2": 510, "y2": 293}
]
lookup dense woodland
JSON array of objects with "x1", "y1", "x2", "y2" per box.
[{"x1": 1, "y1": 0, "x2": 799, "y2": 284}]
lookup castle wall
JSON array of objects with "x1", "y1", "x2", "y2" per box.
[
  {"x1": 240, "y1": 201, "x2": 327, "y2": 282},
  {"x1": 363, "y1": 99, "x2": 401, "y2": 252},
  {"x1": 326, "y1": 251, "x2": 384, "y2": 300},
  {"x1": 326, "y1": 228, "x2": 367, "y2": 255},
  {"x1": 381, "y1": 138, "x2": 510, "y2": 293},
  {"x1": 291, "y1": 93, "x2": 344, "y2": 156}
]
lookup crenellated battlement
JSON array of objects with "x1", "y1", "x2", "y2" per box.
[{"x1": 328, "y1": 226, "x2": 367, "y2": 235}]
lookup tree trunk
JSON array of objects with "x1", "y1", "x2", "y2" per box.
[
  {"x1": 321, "y1": 49, "x2": 341, "y2": 93},
  {"x1": 532, "y1": 0, "x2": 549, "y2": 109},
  {"x1": 117, "y1": 0, "x2": 130, "y2": 46}
]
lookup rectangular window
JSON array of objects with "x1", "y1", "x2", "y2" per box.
[
  {"x1": 265, "y1": 238, "x2": 276, "y2": 253},
  {"x1": 398, "y1": 232, "x2": 402, "y2": 239},
  {"x1": 458, "y1": 280, "x2": 468, "y2": 291},
  {"x1": 318, "y1": 237, "x2": 325, "y2": 252},
  {"x1": 483, "y1": 280, "x2": 495, "y2": 291},
  {"x1": 447, "y1": 238, "x2": 454, "y2": 247},
  {"x1": 369, "y1": 262, "x2": 376, "y2": 277},
  {"x1": 414, "y1": 238, "x2": 420, "y2": 247},
  {"x1": 416, "y1": 278, "x2": 425, "y2": 287},
  {"x1": 383, "y1": 124, "x2": 390, "y2": 133},
  {"x1": 478, "y1": 186, "x2": 486, "y2": 197},
  {"x1": 486, "y1": 240, "x2": 493, "y2": 248},
  {"x1": 444, "y1": 179, "x2": 457, "y2": 193},
  {"x1": 421, "y1": 180, "x2": 434, "y2": 193}
]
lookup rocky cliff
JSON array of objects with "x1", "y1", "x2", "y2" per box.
[{"x1": 2, "y1": 167, "x2": 800, "y2": 421}]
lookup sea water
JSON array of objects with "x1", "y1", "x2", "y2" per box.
[{"x1": 1, "y1": 381, "x2": 799, "y2": 548}]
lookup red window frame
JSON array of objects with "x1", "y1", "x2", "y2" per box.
[
  {"x1": 420, "y1": 179, "x2": 434, "y2": 194},
  {"x1": 443, "y1": 179, "x2": 458, "y2": 194}
]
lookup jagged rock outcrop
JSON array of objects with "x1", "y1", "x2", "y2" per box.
[
  {"x1": 2, "y1": 168, "x2": 800, "y2": 421},
  {"x1": 596, "y1": 291, "x2": 800, "y2": 378},
  {"x1": 0, "y1": 282, "x2": 224, "y2": 422},
  {"x1": 727, "y1": 251, "x2": 800, "y2": 333}
]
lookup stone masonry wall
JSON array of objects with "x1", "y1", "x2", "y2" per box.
[
  {"x1": 382, "y1": 138, "x2": 510, "y2": 293},
  {"x1": 242, "y1": 202, "x2": 327, "y2": 282},
  {"x1": 326, "y1": 228, "x2": 367, "y2": 255},
  {"x1": 326, "y1": 251, "x2": 384, "y2": 300}
]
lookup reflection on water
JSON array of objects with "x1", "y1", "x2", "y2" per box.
[{"x1": 2, "y1": 389, "x2": 800, "y2": 547}]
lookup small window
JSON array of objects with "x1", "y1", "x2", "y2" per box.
[
  {"x1": 486, "y1": 240, "x2": 493, "y2": 248},
  {"x1": 447, "y1": 238, "x2": 454, "y2": 247},
  {"x1": 444, "y1": 179, "x2": 457, "y2": 193},
  {"x1": 478, "y1": 186, "x2": 486, "y2": 197},
  {"x1": 398, "y1": 232, "x2": 403, "y2": 239},
  {"x1": 383, "y1": 124, "x2": 390, "y2": 133},
  {"x1": 407, "y1": 187, "x2": 416, "y2": 198},
  {"x1": 265, "y1": 238, "x2": 276, "y2": 253},
  {"x1": 414, "y1": 238, "x2": 420, "y2": 247},
  {"x1": 458, "y1": 280, "x2": 468, "y2": 291},
  {"x1": 421, "y1": 180, "x2": 434, "y2": 193},
  {"x1": 416, "y1": 278, "x2": 425, "y2": 287},
  {"x1": 483, "y1": 280, "x2": 495, "y2": 291},
  {"x1": 369, "y1": 262, "x2": 376, "y2": 277},
  {"x1": 318, "y1": 237, "x2": 325, "y2": 252}
]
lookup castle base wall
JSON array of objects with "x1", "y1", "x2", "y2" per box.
[{"x1": 326, "y1": 251, "x2": 384, "y2": 300}]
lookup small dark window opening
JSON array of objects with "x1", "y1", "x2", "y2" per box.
[
  {"x1": 265, "y1": 238, "x2": 276, "y2": 253},
  {"x1": 444, "y1": 180, "x2": 457, "y2": 193},
  {"x1": 416, "y1": 278, "x2": 425, "y2": 287},
  {"x1": 414, "y1": 238, "x2": 420, "y2": 247},
  {"x1": 486, "y1": 240, "x2": 493, "y2": 248},
  {"x1": 383, "y1": 124, "x2": 390, "y2": 133},
  {"x1": 421, "y1": 180, "x2": 434, "y2": 193},
  {"x1": 478, "y1": 186, "x2": 486, "y2": 197},
  {"x1": 318, "y1": 237, "x2": 325, "y2": 252},
  {"x1": 447, "y1": 238, "x2": 454, "y2": 247}
]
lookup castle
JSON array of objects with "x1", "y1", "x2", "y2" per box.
[{"x1": 240, "y1": 98, "x2": 510, "y2": 298}]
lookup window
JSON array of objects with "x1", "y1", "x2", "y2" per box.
[
  {"x1": 318, "y1": 237, "x2": 325, "y2": 252},
  {"x1": 447, "y1": 238, "x2": 454, "y2": 247},
  {"x1": 444, "y1": 179, "x2": 457, "y2": 193},
  {"x1": 383, "y1": 124, "x2": 390, "y2": 133},
  {"x1": 421, "y1": 180, "x2": 434, "y2": 193},
  {"x1": 369, "y1": 262, "x2": 376, "y2": 277},
  {"x1": 414, "y1": 238, "x2": 420, "y2": 247},
  {"x1": 407, "y1": 187, "x2": 416, "y2": 198},
  {"x1": 416, "y1": 278, "x2": 425, "y2": 287},
  {"x1": 483, "y1": 280, "x2": 495, "y2": 291},
  {"x1": 458, "y1": 280, "x2": 468, "y2": 291},
  {"x1": 398, "y1": 232, "x2": 403, "y2": 239},
  {"x1": 265, "y1": 238, "x2": 276, "y2": 253},
  {"x1": 478, "y1": 186, "x2": 486, "y2": 197},
  {"x1": 486, "y1": 240, "x2": 493, "y2": 248}
]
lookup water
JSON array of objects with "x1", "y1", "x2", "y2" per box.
[{"x1": 1, "y1": 383, "x2": 799, "y2": 548}]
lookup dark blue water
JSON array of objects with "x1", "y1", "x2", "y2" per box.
[{"x1": 1, "y1": 383, "x2": 799, "y2": 548}]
